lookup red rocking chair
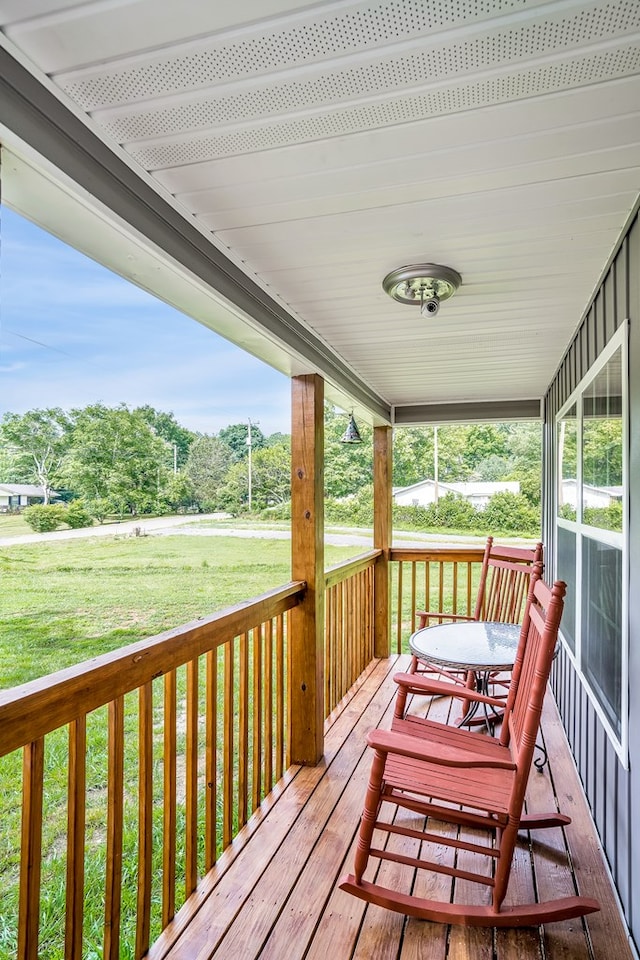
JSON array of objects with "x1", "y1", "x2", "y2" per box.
[
  {"x1": 411, "y1": 536, "x2": 543, "y2": 676},
  {"x1": 339, "y1": 571, "x2": 600, "y2": 927}
]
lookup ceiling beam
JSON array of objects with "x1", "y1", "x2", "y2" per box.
[{"x1": 393, "y1": 399, "x2": 541, "y2": 425}]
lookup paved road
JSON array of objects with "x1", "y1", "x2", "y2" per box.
[
  {"x1": 0, "y1": 513, "x2": 225, "y2": 547},
  {"x1": 0, "y1": 514, "x2": 492, "y2": 549}
]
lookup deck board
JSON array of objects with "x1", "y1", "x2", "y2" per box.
[{"x1": 156, "y1": 656, "x2": 633, "y2": 960}]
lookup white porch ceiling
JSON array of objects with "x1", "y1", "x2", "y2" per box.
[{"x1": 1, "y1": 0, "x2": 640, "y2": 423}]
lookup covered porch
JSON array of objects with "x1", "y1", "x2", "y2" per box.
[
  {"x1": 1, "y1": 1, "x2": 639, "y2": 956},
  {"x1": 149, "y1": 656, "x2": 629, "y2": 960},
  {"x1": 1, "y1": 545, "x2": 632, "y2": 958}
]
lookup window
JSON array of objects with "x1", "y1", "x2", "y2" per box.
[{"x1": 555, "y1": 323, "x2": 628, "y2": 764}]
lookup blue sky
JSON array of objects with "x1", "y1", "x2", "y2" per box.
[{"x1": 0, "y1": 207, "x2": 292, "y2": 436}]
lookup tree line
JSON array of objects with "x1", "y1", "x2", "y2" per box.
[{"x1": 0, "y1": 403, "x2": 546, "y2": 531}]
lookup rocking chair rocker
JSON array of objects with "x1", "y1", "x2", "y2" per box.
[{"x1": 339, "y1": 571, "x2": 600, "y2": 927}]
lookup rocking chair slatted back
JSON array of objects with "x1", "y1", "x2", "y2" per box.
[
  {"x1": 473, "y1": 539, "x2": 544, "y2": 624},
  {"x1": 411, "y1": 537, "x2": 543, "y2": 683},
  {"x1": 416, "y1": 537, "x2": 543, "y2": 630},
  {"x1": 339, "y1": 570, "x2": 601, "y2": 927},
  {"x1": 501, "y1": 575, "x2": 557, "y2": 764}
]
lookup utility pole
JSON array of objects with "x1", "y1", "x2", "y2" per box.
[{"x1": 247, "y1": 418, "x2": 259, "y2": 510}]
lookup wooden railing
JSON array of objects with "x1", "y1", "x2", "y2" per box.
[
  {"x1": 0, "y1": 582, "x2": 304, "y2": 960},
  {"x1": 323, "y1": 550, "x2": 379, "y2": 714},
  {"x1": 389, "y1": 546, "x2": 487, "y2": 654},
  {"x1": 0, "y1": 542, "x2": 490, "y2": 959}
]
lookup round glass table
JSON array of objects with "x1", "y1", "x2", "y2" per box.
[{"x1": 408, "y1": 620, "x2": 521, "y2": 729}]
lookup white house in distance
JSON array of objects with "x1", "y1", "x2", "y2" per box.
[
  {"x1": 393, "y1": 479, "x2": 519, "y2": 511},
  {"x1": 560, "y1": 479, "x2": 623, "y2": 510},
  {"x1": 0, "y1": 484, "x2": 57, "y2": 511}
]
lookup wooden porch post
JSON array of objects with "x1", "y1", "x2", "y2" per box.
[
  {"x1": 289, "y1": 374, "x2": 325, "y2": 764},
  {"x1": 373, "y1": 425, "x2": 392, "y2": 657}
]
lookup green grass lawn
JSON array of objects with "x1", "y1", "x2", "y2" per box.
[
  {"x1": 0, "y1": 521, "x2": 490, "y2": 957},
  {"x1": 0, "y1": 529, "x2": 360, "y2": 958},
  {"x1": 0, "y1": 512, "x2": 33, "y2": 538},
  {"x1": 0, "y1": 531, "x2": 356, "y2": 688}
]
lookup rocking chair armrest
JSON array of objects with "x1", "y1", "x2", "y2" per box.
[
  {"x1": 366, "y1": 728, "x2": 516, "y2": 770},
  {"x1": 394, "y1": 672, "x2": 507, "y2": 708},
  {"x1": 416, "y1": 610, "x2": 475, "y2": 624}
]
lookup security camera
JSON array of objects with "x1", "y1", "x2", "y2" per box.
[{"x1": 421, "y1": 296, "x2": 440, "y2": 317}]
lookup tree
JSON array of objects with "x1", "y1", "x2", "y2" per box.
[
  {"x1": 220, "y1": 441, "x2": 290, "y2": 511},
  {"x1": 218, "y1": 422, "x2": 266, "y2": 461},
  {"x1": 265, "y1": 431, "x2": 290, "y2": 448},
  {"x1": 134, "y1": 405, "x2": 195, "y2": 469},
  {"x1": 0, "y1": 408, "x2": 70, "y2": 501},
  {"x1": 503, "y1": 422, "x2": 542, "y2": 506},
  {"x1": 460, "y1": 424, "x2": 508, "y2": 474},
  {"x1": 185, "y1": 435, "x2": 233, "y2": 510},
  {"x1": 63, "y1": 403, "x2": 169, "y2": 516},
  {"x1": 392, "y1": 427, "x2": 434, "y2": 488},
  {"x1": 157, "y1": 471, "x2": 195, "y2": 513},
  {"x1": 583, "y1": 417, "x2": 622, "y2": 487}
]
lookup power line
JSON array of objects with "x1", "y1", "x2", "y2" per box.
[{"x1": 4, "y1": 328, "x2": 77, "y2": 358}]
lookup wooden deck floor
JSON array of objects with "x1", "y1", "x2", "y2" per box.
[{"x1": 151, "y1": 655, "x2": 633, "y2": 960}]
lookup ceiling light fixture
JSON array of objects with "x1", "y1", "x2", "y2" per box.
[{"x1": 382, "y1": 263, "x2": 461, "y2": 318}]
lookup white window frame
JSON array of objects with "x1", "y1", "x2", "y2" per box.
[{"x1": 555, "y1": 321, "x2": 629, "y2": 767}]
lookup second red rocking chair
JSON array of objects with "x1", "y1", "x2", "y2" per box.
[{"x1": 339, "y1": 571, "x2": 600, "y2": 927}]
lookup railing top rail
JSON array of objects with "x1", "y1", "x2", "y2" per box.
[
  {"x1": 390, "y1": 546, "x2": 487, "y2": 562},
  {"x1": 0, "y1": 580, "x2": 305, "y2": 757},
  {"x1": 324, "y1": 549, "x2": 381, "y2": 589}
]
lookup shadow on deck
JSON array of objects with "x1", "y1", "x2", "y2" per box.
[{"x1": 150, "y1": 655, "x2": 632, "y2": 960}]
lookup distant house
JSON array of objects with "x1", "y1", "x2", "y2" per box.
[
  {"x1": 0, "y1": 484, "x2": 58, "y2": 511},
  {"x1": 560, "y1": 479, "x2": 623, "y2": 510},
  {"x1": 393, "y1": 479, "x2": 520, "y2": 511}
]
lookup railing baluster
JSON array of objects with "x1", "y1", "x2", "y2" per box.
[
  {"x1": 338, "y1": 581, "x2": 343, "y2": 701},
  {"x1": 18, "y1": 737, "x2": 44, "y2": 960},
  {"x1": 185, "y1": 660, "x2": 198, "y2": 896},
  {"x1": 252, "y1": 626, "x2": 263, "y2": 812},
  {"x1": 396, "y1": 561, "x2": 404, "y2": 654},
  {"x1": 65, "y1": 717, "x2": 86, "y2": 960},
  {"x1": 136, "y1": 682, "x2": 153, "y2": 959},
  {"x1": 452, "y1": 561, "x2": 459, "y2": 615},
  {"x1": 238, "y1": 632, "x2": 249, "y2": 828},
  {"x1": 223, "y1": 639, "x2": 234, "y2": 849},
  {"x1": 205, "y1": 650, "x2": 217, "y2": 870},
  {"x1": 162, "y1": 670, "x2": 177, "y2": 926},
  {"x1": 276, "y1": 617, "x2": 285, "y2": 780},
  {"x1": 425, "y1": 560, "x2": 431, "y2": 625},
  {"x1": 104, "y1": 697, "x2": 124, "y2": 960},
  {"x1": 264, "y1": 620, "x2": 273, "y2": 793},
  {"x1": 410, "y1": 562, "x2": 417, "y2": 636}
]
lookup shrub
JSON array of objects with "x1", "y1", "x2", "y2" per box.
[
  {"x1": 64, "y1": 500, "x2": 94, "y2": 529},
  {"x1": 325, "y1": 486, "x2": 374, "y2": 526},
  {"x1": 260, "y1": 502, "x2": 291, "y2": 520},
  {"x1": 427, "y1": 493, "x2": 478, "y2": 530},
  {"x1": 393, "y1": 494, "x2": 478, "y2": 532},
  {"x1": 481, "y1": 492, "x2": 539, "y2": 534},
  {"x1": 583, "y1": 501, "x2": 622, "y2": 532},
  {"x1": 22, "y1": 504, "x2": 67, "y2": 533}
]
